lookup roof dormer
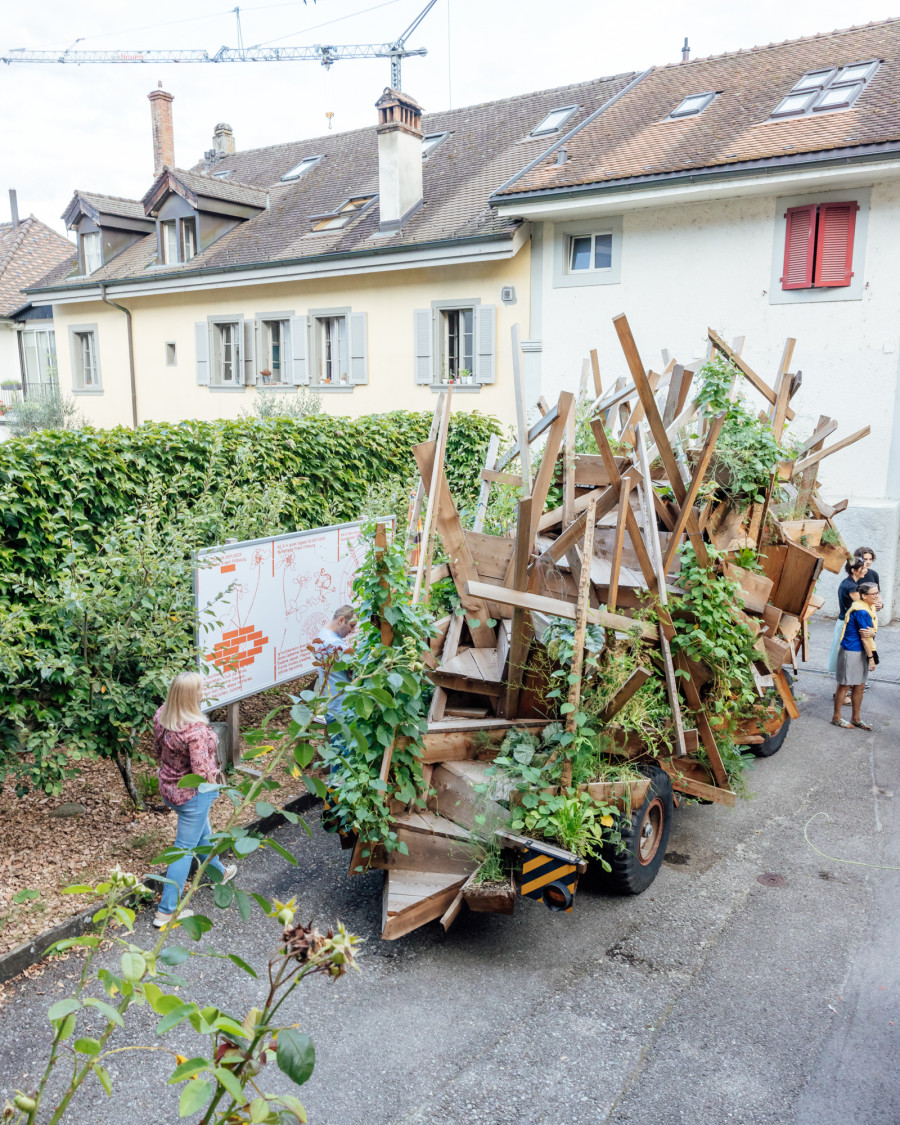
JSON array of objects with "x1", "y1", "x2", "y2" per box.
[{"x1": 62, "y1": 191, "x2": 155, "y2": 277}]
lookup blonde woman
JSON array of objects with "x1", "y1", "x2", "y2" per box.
[{"x1": 150, "y1": 672, "x2": 236, "y2": 928}]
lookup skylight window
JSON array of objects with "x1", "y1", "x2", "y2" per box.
[
  {"x1": 530, "y1": 104, "x2": 578, "y2": 137},
  {"x1": 310, "y1": 195, "x2": 376, "y2": 232},
  {"x1": 281, "y1": 155, "x2": 323, "y2": 182},
  {"x1": 422, "y1": 132, "x2": 448, "y2": 158},
  {"x1": 668, "y1": 91, "x2": 716, "y2": 119},
  {"x1": 212, "y1": 169, "x2": 233, "y2": 179},
  {"x1": 771, "y1": 60, "x2": 879, "y2": 119}
]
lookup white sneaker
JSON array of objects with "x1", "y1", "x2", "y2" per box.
[
  {"x1": 153, "y1": 907, "x2": 195, "y2": 929},
  {"x1": 222, "y1": 864, "x2": 237, "y2": 884}
]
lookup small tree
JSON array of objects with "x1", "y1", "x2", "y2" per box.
[{"x1": 8, "y1": 389, "x2": 83, "y2": 437}]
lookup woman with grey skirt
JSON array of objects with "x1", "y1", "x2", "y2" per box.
[
  {"x1": 831, "y1": 582, "x2": 879, "y2": 730},
  {"x1": 827, "y1": 556, "x2": 869, "y2": 675}
]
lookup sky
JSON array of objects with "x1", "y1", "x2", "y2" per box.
[{"x1": 4, "y1": 0, "x2": 898, "y2": 237}]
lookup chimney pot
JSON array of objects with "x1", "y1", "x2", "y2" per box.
[
  {"x1": 213, "y1": 122, "x2": 235, "y2": 156},
  {"x1": 681, "y1": 37, "x2": 691, "y2": 64},
  {"x1": 9, "y1": 189, "x2": 19, "y2": 228},
  {"x1": 375, "y1": 87, "x2": 424, "y2": 228},
  {"x1": 148, "y1": 85, "x2": 175, "y2": 177}
]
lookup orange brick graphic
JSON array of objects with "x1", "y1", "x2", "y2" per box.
[{"x1": 220, "y1": 564, "x2": 236, "y2": 574}]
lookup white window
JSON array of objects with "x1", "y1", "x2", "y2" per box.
[
  {"x1": 413, "y1": 302, "x2": 495, "y2": 389},
  {"x1": 260, "y1": 319, "x2": 289, "y2": 383},
  {"x1": 81, "y1": 232, "x2": 101, "y2": 274},
  {"x1": 310, "y1": 196, "x2": 376, "y2": 231},
  {"x1": 281, "y1": 155, "x2": 323, "y2": 182},
  {"x1": 69, "y1": 326, "x2": 101, "y2": 391},
  {"x1": 441, "y1": 308, "x2": 474, "y2": 381},
  {"x1": 180, "y1": 218, "x2": 197, "y2": 262},
  {"x1": 313, "y1": 316, "x2": 348, "y2": 385},
  {"x1": 530, "y1": 105, "x2": 578, "y2": 137},
  {"x1": 165, "y1": 342, "x2": 177, "y2": 366},
  {"x1": 668, "y1": 91, "x2": 716, "y2": 119},
  {"x1": 422, "y1": 132, "x2": 448, "y2": 158},
  {"x1": 771, "y1": 60, "x2": 879, "y2": 118},
  {"x1": 19, "y1": 328, "x2": 57, "y2": 395},
  {"x1": 569, "y1": 232, "x2": 613, "y2": 273},
  {"x1": 161, "y1": 221, "x2": 178, "y2": 265},
  {"x1": 213, "y1": 322, "x2": 240, "y2": 385}
]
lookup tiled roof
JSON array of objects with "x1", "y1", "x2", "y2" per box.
[
  {"x1": 0, "y1": 217, "x2": 74, "y2": 317},
  {"x1": 30, "y1": 72, "x2": 635, "y2": 291},
  {"x1": 497, "y1": 18, "x2": 900, "y2": 196},
  {"x1": 68, "y1": 191, "x2": 148, "y2": 222},
  {"x1": 143, "y1": 167, "x2": 270, "y2": 209}
]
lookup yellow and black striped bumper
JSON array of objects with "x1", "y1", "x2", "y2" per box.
[{"x1": 520, "y1": 845, "x2": 579, "y2": 912}]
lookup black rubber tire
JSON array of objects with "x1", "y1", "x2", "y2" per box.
[
  {"x1": 752, "y1": 712, "x2": 791, "y2": 757},
  {"x1": 596, "y1": 765, "x2": 674, "y2": 895}
]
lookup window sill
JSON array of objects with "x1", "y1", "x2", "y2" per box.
[
  {"x1": 430, "y1": 383, "x2": 482, "y2": 393},
  {"x1": 256, "y1": 383, "x2": 296, "y2": 393},
  {"x1": 311, "y1": 384, "x2": 355, "y2": 394},
  {"x1": 207, "y1": 385, "x2": 247, "y2": 393},
  {"x1": 71, "y1": 387, "x2": 103, "y2": 395}
]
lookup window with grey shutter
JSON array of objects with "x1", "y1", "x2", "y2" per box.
[
  {"x1": 289, "y1": 315, "x2": 309, "y2": 385},
  {"x1": 349, "y1": 312, "x2": 368, "y2": 384},
  {"x1": 474, "y1": 304, "x2": 496, "y2": 384},
  {"x1": 195, "y1": 322, "x2": 210, "y2": 385},
  {"x1": 414, "y1": 308, "x2": 433, "y2": 384},
  {"x1": 242, "y1": 320, "x2": 256, "y2": 385}
]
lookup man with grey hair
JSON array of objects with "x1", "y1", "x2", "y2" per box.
[{"x1": 312, "y1": 605, "x2": 357, "y2": 729}]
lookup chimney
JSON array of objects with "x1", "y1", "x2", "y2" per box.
[
  {"x1": 375, "y1": 87, "x2": 424, "y2": 228},
  {"x1": 213, "y1": 122, "x2": 235, "y2": 156},
  {"x1": 8, "y1": 189, "x2": 19, "y2": 228},
  {"x1": 681, "y1": 37, "x2": 691, "y2": 64},
  {"x1": 148, "y1": 81, "x2": 175, "y2": 176}
]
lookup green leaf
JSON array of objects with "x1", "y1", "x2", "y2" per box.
[
  {"x1": 61, "y1": 884, "x2": 94, "y2": 894},
  {"x1": 233, "y1": 836, "x2": 261, "y2": 857},
  {"x1": 48, "y1": 998, "x2": 81, "y2": 1022},
  {"x1": 249, "y1": 1097, "x2": 271, "y2": 1124},
  {"x1": 560, "y1": 702, "x2": 575, "y2": 714},
  {"x1": 266, "y1": 837, "x2": 298, "y2": 866},
  {"x1": 212, "y1": 882, "x2": 234, "y2": 909},
  {"x1": 180, "y1": 914, "x2": 213, "y2": 941},
  {"x1": 227, "y1": 953, "x2": 258, "y2": 979},
  {"x1": 73, "y1": 1036, "x2": 102, "y2": 1056},
  {"x1": 158, "y1": 945, "x2": 191, "y2": 967},
  {"x1": 177, "y1": 773, "x2": 207, "y2": 788},
  {"x1": 120, "y1": 951, "x2": 147, "y2": 982},
  {"x1": 234, "y1": 888, "x2": 253, "y2": 922},
  {"x1": 95, "y1": 1064, "x2": 113, "y2": 1096},
  {"x1": 13, "y1": 888, "x2": 40, "y2": 903},
  {"x1": 83, "y1": 998, "x2": 124, "y2": 1027},
  {"x1": 167, "y1": 1057, "x2": 209, "y2": 1084},
  {"x1": 58, "y1": 1012, "x2": 77, "y2": 1041},
  {"x1": 254, "y1": 800, "x2": 276, "y2": 818},
  {"x1": 303, "y1": 776, "x2": 328, "y2": 798},
  {"x1": 179, "y1": 1078, "x2": 212, "y2": 1117},
  {"x1": 214, "y1": 1065, "x2": 248, "y2": 1105},
  {"x1": 156, "y1": 1002, "x2": 197, "y2": 1035},
  {"x1": 276, "y1": 1029, "x2": 316, "y2": 1088}
]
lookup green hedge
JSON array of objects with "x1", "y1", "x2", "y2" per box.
[{"x1": 0, "y1": 411, "x2": 501, "y2": 596}]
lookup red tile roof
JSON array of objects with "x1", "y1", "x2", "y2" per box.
[{"x1": 0, "y1": 217, "x2": 74, "y2": 317}]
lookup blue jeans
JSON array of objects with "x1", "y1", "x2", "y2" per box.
[{"x1": 159, "y1": 790, "x2": 226, "y2": 913}]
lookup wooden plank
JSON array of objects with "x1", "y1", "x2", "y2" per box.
[
  {"x1": 525, "y1": 392, "x2": 575, "y2": 558},
  {"x1": 440, "y1": 888, "x2": 466, "y2": 931},
  {"x1": 412, "y1": 441, "x2": 495, "y2": 648},
  {"x1": 428, "y1": 564, "x2": 450, "y2": 585},
  {"x1": 771, "y1": 369, "x2": 792, "y2": 443},
  {"x1": 589, "y1": 348, "x2": 603, "y2": 397},
  {"x1": 772, "y1": 669, "x2": 800, "y2": 720},
  {"x1": 560, "y1": 496, "x2": 598, "y2": 788},
  {"x1": 382, "y1": 871, "x2": 469, "y2": 940},
  {"x1": 708, "y1": 327, "x2": 795, "y2": 421},
  {"x1": 597, "y1": 667, "x2": 652, "y2": 723},
  {"x1": 428, "y1": 612, "x2": 464, "y2": 722},
  {"x1": 511, "y1": 323, "x2": 532, "y2": 491},
  {"x1": 536, "y1": 396, "x2": 549, "y2": 416},
  {"x1": 430, "y1": 764, "x2": 507, "y2": 832},
  {"x1": 661, "y1": 412, "x2": 725, "y2": 574},
  {"x1": 481, "y1": 468, "x2": 522, "y2": 487},
  {"x1": 621, "y1": 369, "x2": 660, "y2": 448},
  {"x1": 465, "y1": 580, "x2": 658, "y2": 640},
  {"x1": 662, "y1": 364, "x2": 686, "y2": 426},
  {"x1": 496, "y1": 404, "x2": 560, "y2": 473},
  {"x1": 501, "y1": 497, "x2": 534, "y2": 718},
  {"x1": 415, "y1": 389, "x2": 453, "y2": 603},
  {"x1": 796, "y1": 419, "x2": 837, "y2": 457},
  {"x1": 578, "y1": 357, "x2": 592, "y2": 404},
  {"x1": 658, "y1": 760, "x2": 737, "y2": 807},
  {"x1": 369, "y1": 830, "x2": 476, "y2": 875},
  {"x1": 613, "y1": 314, "x2": 708, "y2": 567},
  {"x1": 607, "y1": 474, "x2": 631, "y2": 614},
  {"x1": 563, "y1": 399, "x2": 576, "y2": 528},
  {"x1": 792, "y1": 426, "x2": 871, "y2": 476},
  {"x1": 472, "y1": 432, "x2": 500, "y2": 534},
  {"x1": 404, "y1": 393, "x2": 445, "y2": 560}
]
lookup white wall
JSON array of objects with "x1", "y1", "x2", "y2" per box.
[{"x1": 535, "y1": 176, "x2": 900, "y2": 618}]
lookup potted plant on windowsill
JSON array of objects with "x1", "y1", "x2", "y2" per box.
[
  {"x1": 458, "y1": 368, "x2": 473, "y2": 386},
  {"x1": 259, "y1": 369, "x2": 272, "y2": 385}
]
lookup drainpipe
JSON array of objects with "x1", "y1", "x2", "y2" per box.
[{"x1": 100, "y1": 284, "x2": 138, "y2": 428}]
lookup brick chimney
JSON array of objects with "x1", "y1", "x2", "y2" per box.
[
  {"x1": 148, "y1": 82, "x2": 175, "y2": 176},
  {"x1": 375, "y1": 88, "x2": 424, "y2": 228},
  {"x1": 213, "y1": 122, "x2": 235, "y2": 156}
]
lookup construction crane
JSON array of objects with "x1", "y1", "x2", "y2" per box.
[{"x1": 2, "y1": 0, "x2": 437, "y2": 90}]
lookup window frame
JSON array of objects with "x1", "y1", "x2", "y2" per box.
[
  {"x1": 68, "y1": 324, "x2": 102, "y2": 393},
  {"x1": 770, "y1": 59, "x2": 879, "y2": 119},
  {"x1": 160, "y1": 215, "x2": 198, "y2": 265},
  {"x1": 667, "y1": 91, "x2": 717, "y2": 120},
  {"x1": 422, "y1": 132, "x2": 449, "y2": 158},
  {"x1": 552, "y1": 216, "x2": 623, "y2": 289},
  {"x1": 165, "y1": 341, "x2": 177, "y2": 367},
  {"x1": 18, "y1": 327, "x2": 58, "y2": 396},
  {"x1": 431, "y1": 298, "x2": 482, "y2": 390},
  {"x1": 81, "y1": 231, "x2": 101, "y2": 275},
  {"x1": 529, "y1": 104, "x2": 578, "y2": 138},
  {"x1": 568, "y1": 231, "x2": 614, "y2": 275},
  {"x1": 308, "y1": 195, "x2": 377, "y2": 232},
  {"x1": 769, "y1": 188, "x2": 869, "y2": 306},
  {"x1": 256, "y1": 314, "x2": 294, "y2": 386},
  {"x1": 308, "y1": 307, "x2": 351, "y2": 388},
  {"x1": 281, "y1": 154, "x2": 323, "y2": 182},
  {"x1": 209, "y1": 318, "x2": 243, "y2": 387}
]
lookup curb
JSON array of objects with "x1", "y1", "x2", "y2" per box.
[{"x1": 0, "y1": 792, "x2": 322, "y2": 986}]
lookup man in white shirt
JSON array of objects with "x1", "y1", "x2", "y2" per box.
[{"x1": 312, "y1": 605, "x2": 356, "y2": 728}]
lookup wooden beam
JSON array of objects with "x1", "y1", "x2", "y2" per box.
[
  {"x1": 578, "y1": 357, "x2": 592, "y2": 404},
  {"x1": 607, "y1": 474, "x2": 631, "y2": 613},
  {"x1": 796, "y1": 418, "x2": 837, "y2": 457},
  {"x1": 708, "y1": 327, "x2": 795, "y2": 421},
  {"x1": 501, "y1": 497, "x2": 534, "y2": 718},
  {"x1": 404, "y1": 393, "x2": 445, "y2": 560},
  {"x1": 659, "y1": 761, "x2": 737, "y2": 807},
  {"x1": 662, "y1": 364, "x2": 685, "y2": 426},
  {"x1": 481, "y1": 468, "x2": 522, "y2": 487},
  {"x1": 771, "y1": 368, "x2": 792, "y2": 443},
  {"x1": 464, "y1": 580, "x2": 659, "y2": 640},
  {"x1": 496, "y1": 402, "x2": 560, "y2": 472},
  {"x1": 589, "y1": 348, "x2": 603, "y2": 398},
  {"x1": 511, "y1": 323, "x2": 531, "y2": 491},
  {"x1": 662, "y1": 412, "x2": 725, "y2": 574},
  {"x1": 412, "y1": 441, "x2": 495, "y2": 648},
  {"x1": 560, "y1": 496, "x2": 598, "y2": 788},
  {"x1": 413, "y1": 388, "x2": 452, "y2": 604},
  {"x1": 527, "y1": 392, "x2": 575, "y2": 554},
  {"x1": 472, "y1": 433, "x2": 500, "y2": 534},
  {"x1": 792, "y1": 426, "x2": 871, "y2": 476},
  {"x1": 772, "y1": 669, "x2": 800, "y2": 720},
  {"x1": 597, "y1": 667, "x2": 651, "y2": 723}
]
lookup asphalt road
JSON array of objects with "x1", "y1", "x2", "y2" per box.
[{"x1": 1, "y1": 618, "x2": 897, "y2": 1124}]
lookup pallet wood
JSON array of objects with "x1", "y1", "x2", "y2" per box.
[
  {"x1": 708, "y1": 328, "x2": 795, "y2": 422},
  {"x1": 413, "y1": 388, "x2": 452, "y2": 604},
  {"x1": 792, "y1": 426, "x2": 871, "y2": 477},
  {"x1": 382, "y1": 870, "x2": 470, "y2": 940}
]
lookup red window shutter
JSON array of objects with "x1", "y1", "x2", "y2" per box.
[
  {"x1": 813, "y1": 201, "x2": 858, "y2": 287},
  {"x1": 781, "y1": 204, "x2": 817, "y2": 290}
]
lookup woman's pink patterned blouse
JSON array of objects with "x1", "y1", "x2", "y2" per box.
[{"x1": 151, "y1": 707, "x2": 219, "y2": 806}]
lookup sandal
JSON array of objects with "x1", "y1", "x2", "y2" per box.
[
  {"x1": 831, "y1": 718, "x2": 852, "y2": 729},
  {"x1": 851, "y1": 720, "x2": 873, "y2": 731}
]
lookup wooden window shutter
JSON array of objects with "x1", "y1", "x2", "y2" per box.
[
  {"x1": 781, "y1": 204, "x2": 817, "y2": 290},
  {"x1": 194, "y1": 322, "x2": 210, "y2": 385},
  {"x1": 813, "y1": 202, "x2": 858, "y2": 288},
  {"x1": 242, "y1": 319, "x2": 256, "y2": 385},
  {"x1": 414, "y1": 308, "x2": 433, "y2": 384},
  {"x1": 289, "y1": 316, "x2": 309, "y2": 384},
  {"x1": 474, "y1": 304, "x2": 496, "y2": 384},
  {"x1": 349, "y1": 312, "x2": 368, "y2": 384}
]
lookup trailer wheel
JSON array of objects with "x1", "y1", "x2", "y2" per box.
[
  {"x1": 597, "y1": 765, "x2": 674, "y2": 895},
  {"x1": 752, "y1": 712, "x2": 790, "y2": 757}
]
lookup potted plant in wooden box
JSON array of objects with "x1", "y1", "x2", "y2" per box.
[{"x1": 462, "y1": 836, "x2": 516, "y2": 914}]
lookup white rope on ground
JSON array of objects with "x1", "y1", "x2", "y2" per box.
[{"x1": 803, "y1": 811, "x2": 900, "y2": 872}]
